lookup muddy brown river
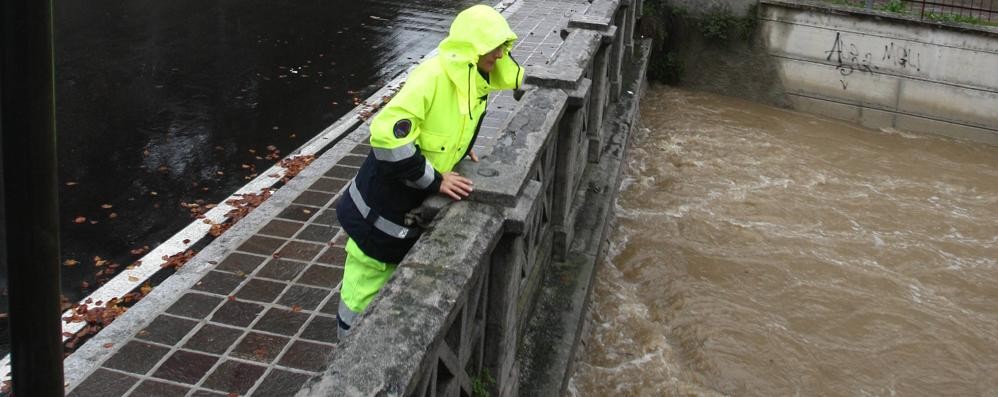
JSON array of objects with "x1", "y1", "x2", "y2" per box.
[{"x1": 570, "y1": 87, "x2": 998, "y2": 396}]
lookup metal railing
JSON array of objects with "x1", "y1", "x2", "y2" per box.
[{"x1": 851, "y1": 0, "x2": 997, "y2": 23}]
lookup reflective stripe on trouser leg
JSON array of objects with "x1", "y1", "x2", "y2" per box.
[{"x1": 339, "y1": 237, "x2": 397, "y2": 316}]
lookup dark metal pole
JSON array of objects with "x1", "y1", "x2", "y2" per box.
[{"x1": 1, "y1": 0, "x2": 66, "y2": 395}]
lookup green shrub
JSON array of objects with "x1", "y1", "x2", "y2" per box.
[
  {"x1": 471, "y1": 369, "x2": 495, "y2": 397},
  {"x1": 880, "y1": 0, "x2": 906, "y2": 13}
]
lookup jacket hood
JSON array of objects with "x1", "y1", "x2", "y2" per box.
[{"x1": 437, "y1": 5, "x2": 519, "y2": 115}]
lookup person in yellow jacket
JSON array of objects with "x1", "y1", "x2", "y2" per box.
[{"x1": 335, "y1": 5, "x2": 524, "y2": 335}]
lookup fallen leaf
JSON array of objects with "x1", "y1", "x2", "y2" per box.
[
  {"x1": 102, "y1": 343, "x2": 113, "y2": 348},
  {"x1": 66, "y1": 181, "x2": 78, "y2": 186},
  {"x1": 150, "y1": 191, "x2": 158, "y2": 196},
  {"x1": 290, "y1": 304, "x2": 302, "y2": 313},
  {"x1": 73, "y1": 216, "x2": 87, "y2": 224},
  {"x1": 89, "y1": 220, "x2": 99, "y2": 225},
  {"x1": 100, "y1": 204, "x2": 113, "y2": 209},
  {"x1": 227, "y1": 295, "x2": 236, "y2": 301},
  {"x1": 183, "y1": 239, "x2": 191, "y2": 244},
  {"x1": 127, "y1": 275, "x2": 139, "y2": 282},
  {"x1": 109, "y1": 213, "x2": 118, "y2": 219},
  {"x1": 63, "y1": 259, "x2": 79, "y2": 267}
]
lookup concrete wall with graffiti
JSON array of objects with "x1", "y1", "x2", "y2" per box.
[{"x1": 759, "y1": 0, "x2": 998, "y2": 144}]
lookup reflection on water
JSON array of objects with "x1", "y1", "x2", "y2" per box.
[{"x1": 570, "y1": 87, "x2": 998, "y2": 396}]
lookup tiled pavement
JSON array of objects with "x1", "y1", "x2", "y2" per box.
[{"x1": 68, "y1": 0, "x2": 591, "y2": 395}]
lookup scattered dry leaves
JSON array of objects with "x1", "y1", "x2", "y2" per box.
[
  {"x1": 160, "y1": 249, "x2": 197, "y2": 270},
  {"x1": 278, "y1": 155, "x2": 317, "y2": 182}
]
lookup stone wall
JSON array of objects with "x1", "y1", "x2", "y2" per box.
[
  {"x1": 760, "y1": 0, "x2": 998, "y2": 144},
  {"x1": 296, "y1": 0, "x2": 650, "y2": 396}
]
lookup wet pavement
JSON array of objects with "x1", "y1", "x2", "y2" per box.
[{"x1": 61, "y1": 0, "x2": 591, "y2": 395}]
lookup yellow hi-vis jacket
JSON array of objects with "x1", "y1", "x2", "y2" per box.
[{"x1": 336, "y1": 5, "x2": 525, "y2": 264}]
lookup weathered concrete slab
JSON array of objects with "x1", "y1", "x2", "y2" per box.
[{"x1": 458, "y1": 88, "x2": 568, "y2": 208}]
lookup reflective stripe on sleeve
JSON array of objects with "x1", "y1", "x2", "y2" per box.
[
  {"x1": 404, "y1": 160, "x2": 436, "y2": 190},
  {"x1": 348, "y1": 180, "x2": 417, "y2": 239},
  {"x1": 372, "y1": 142, "x2": 417, "y2": 162}
]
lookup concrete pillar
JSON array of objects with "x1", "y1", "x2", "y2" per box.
[
  {"x1": 609, "y1": 8, "x2": 627, "y2": 102},
  {"x1": 551, "y1": 79, "x2": 592, "y2": 261},
  {"x1": 588, "y1": 42, "x2": 611, "y2": 163},
  {"x1": 485, "y1": 234, "x2": 526, "y2": 397}
]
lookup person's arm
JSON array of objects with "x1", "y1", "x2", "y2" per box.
[
  {"x1": 368, "y1": 70, "x2": 473, "y2": 200},
  {"x1": 368, "y1": 69, "x2": 443, "y2": 193}
]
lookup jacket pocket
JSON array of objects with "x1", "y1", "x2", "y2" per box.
[{"x1": 418, "y1": 129, "x2": 453, "y2": 153}]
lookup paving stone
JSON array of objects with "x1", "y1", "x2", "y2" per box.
[
  {"x1": 256, "y1": 259, "x2": 308, "y2": 281},
  {"x1": 296, "y1": 224, "x2": 340, "y2": 243},
  {"x1": 237, "y1": 235, "x2": 287, "y2": 255},
  {"x1": 293, "y1": 190, "x2": 334, "y2": 207},
  {"x1": 166, "y1": 293, "x2": 223, "y2": 319},
  {"x1": 277, "y1": 205, "x2": 319, "y2": 222},
  {"x1": 102, "y1": 340, "x2": 170, "y2": 375},
  {"x1": 298, "y1": 265, "x2": 344, "y2": 288},
  {"x1": 278, "y1": 340, "x2": 335, "y2": 372},
  {"x1": 253, "y1": 307, "x2": 311, "y2": 336},
  {"x1": 311, "y1": 208, "x2": 338, "y2": 226},
  {"x1": 234, "y1": 278, "x2": 286, "y2": 303},
  {"x1": 231, "y1": 332, "x2": 290, "y2": 364},
  {"x1": 309, "y1": 177, "x2": 348, "y2": 193},
  {"x1": 192, "y1": 271, "x2": 245, "y2": 295},
  {"x1": 258, "y1": 219, "x2": 306, "y2": 239},
  {"x1": 211, "y1": 300, "x2": 264, "y2": 327},
  {"x1": 201, "y1": 360, "x2": 267, "y2": 395},
  {"x1": 314, "y1": 247, "x2": 346, "y2": 266},
  {"x1": 184, "y1": 324, "x2": 244, "y2": 355},
  {"x1": 216, "y1": 252, "x2": 267, "y2": 274},
  {"x1": 152, "y1": 350, "x2": 219, "y2": 385},
  {"x1": 349, "y1": 144, "x2": 370, "y2": 155},
  {"x1": 276, "y1": 241, "x2": 324, "y2": 262},
  {"x1": 136, "y1": 314, "x2": 198, "y2": 345},
  {"x1": 68, "y1": 368, "x2": 139, "y2": 397},
  {"x1": 277, "y1": 285, "x2": 331, "y2": 311},
  {"x1": 129, "y1": 380, "x2": 190, "y2": 397},
  {"x1": 253, "y1": 369, "x2": 313, "y2": 397},
  {"x1": 324, "y1": 165, "x2": 358, "y2": 179},
  {"x1": 338, "y1": 154, "x2": 366, "y2": 167},
  {"x1": 318, "y1": 293, "x2": 340, "y2": 316},
  {"x1": 300, "y1": 315, "x2": 338, "y2": 344}
]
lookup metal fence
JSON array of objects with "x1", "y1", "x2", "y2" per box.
[{"x1": 851, "y1": 0, "x2": 996, "y2": 23}]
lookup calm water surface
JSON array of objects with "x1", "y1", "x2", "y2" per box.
[{"x1": 570, "y1": 87, "x2": 998, "y2": 396}]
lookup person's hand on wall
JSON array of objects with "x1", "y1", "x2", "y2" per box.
[{"x1": 440, "y1": 172, "x2": 473, "y2": 200}]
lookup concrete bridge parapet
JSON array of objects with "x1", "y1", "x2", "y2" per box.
[{"x1": 298, "y1": 0, "x2": 652, "y2": 395}]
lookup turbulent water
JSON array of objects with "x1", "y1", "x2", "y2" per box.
[{"x1": 570, "y1": 87, "x2": 998, "y2": 396}]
